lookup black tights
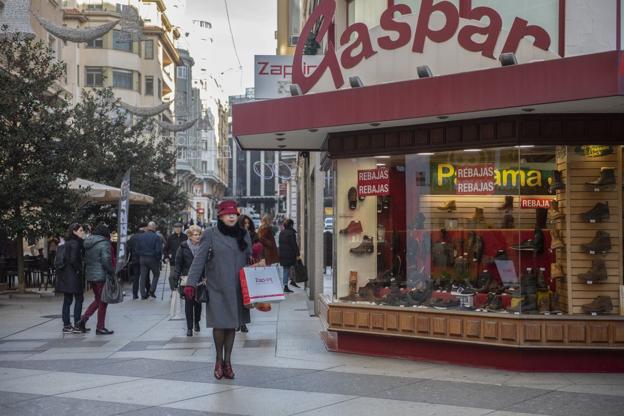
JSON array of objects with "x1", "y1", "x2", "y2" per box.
[{"x1": 213, "y1": 328, "x2": 236, "y2": 363}]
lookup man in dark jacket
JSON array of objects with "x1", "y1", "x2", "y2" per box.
[
  {"x1": 135, "y1": 221, "x2": 163, "y2": 299},
  {"x1": 278, "y1": 219, "x2": 300, "y2": 293},
  {"x1": 128, "y1": 223, "x2": 147, "y2": 299},
  {"x1": 164, "y1": 222, "x2": 187, "y2": 291}
]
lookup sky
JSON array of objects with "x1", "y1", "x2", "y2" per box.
[{"x1": 167, "y1": 0, "x2": 277, "y2": 108}]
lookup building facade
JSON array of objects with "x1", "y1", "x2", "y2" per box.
[{"x1": 235, "y1": 0, "x2": 624, "y2": 371}]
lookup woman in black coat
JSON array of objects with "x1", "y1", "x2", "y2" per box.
[
  {"x1": 175, "y1": 225, "x2": 203, "y2": 337},
  {"x1": 55, "y1": 223, "x2": 85, "y2": 333},
  {"x1": 278, "y1": 219, "x2": 300, "y2": 293}
]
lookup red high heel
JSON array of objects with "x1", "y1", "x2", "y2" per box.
[
  {"x1": 214, "y1": 360, "x2": 224, "y2": 380},
  {"x1": 223, "y1": 361, "x2": 235, "y2": 379}
]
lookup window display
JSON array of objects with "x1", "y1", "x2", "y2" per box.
[{"x1": 333, "y1": 146, "x2": 622, "y2": 316}]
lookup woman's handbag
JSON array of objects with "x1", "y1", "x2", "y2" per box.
[
  {"x1": 102, "y1": 276, "x2": 123, "y2": 304},
  {"x1": 294, "y1": 259, "x2": 308, "y2": 283},
  {"x1": 179, "y1": 276, "x2": 188, "y2": 286},
  {"x1": 195, "y1": 280, "x2": 208, "y2": 303}
]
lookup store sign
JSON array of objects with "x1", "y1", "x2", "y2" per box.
[
  {"x1": 433, "y1": 163, "x2": 552, "y2": 195},
  {"x1": 254, "y1": 55, "x2": 324, "y2": 99},
  {"x1": 293, "y1": 0, "x2": 559, "y2": 94},
  {"x1": 520, "y1": 197, "x2": 552, "y2": 209},
  {"x1": 455, "y1": 164, "x2": 495, "y2": 195},
  {"x1": 574, "y1": 145, "x2": 614, "y2": 158},
  {"x1": 357, "y1": 167, "x2": 390, "y2": 196}
]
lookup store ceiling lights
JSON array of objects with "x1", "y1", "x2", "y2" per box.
[
  {"x1": 417, "y1": 65, "x2": 433, "y2": 78},
  {"x1": 417, "y1": 152, "x2": 435, "y2": 156},
  {"x1": 289, "y1": 84, "x2": 303, "y2": 96},
  {"x1": 276, "y1": 137, "x2": 285, "y2": 141},
  {"x1": 522, "y1": 108, "x2": 536, "y2": 112},
  {"x1": 370, "y1": 122, "x2": 381, "y2": 127},
  {"x1": 499, "y1": 52, "x2": 518, "y2": 66},
  {"x1": 308, "y1": 128, "x2": 318, "y2": 132},
  {"x1": 437, "y1": 115, "x2": 449, "y2": 120},
  {"x1": 349, "y1": 76, "x2": 364, "y2": 88},
  {"x1": 278, "y1": 144, "x2": 287, "y2": 148},
  {"x1": 464, "y1": 149, "x2": 482, "y2": 152},
  {"x1": 374, "y1": 156, "x2": 391, "y2": 159},
  {"x1": 276, "y1": 133, "x2": 285, "y2": 136}
]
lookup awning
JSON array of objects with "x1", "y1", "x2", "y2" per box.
[
  {"x1": 232, "y1": 51, "x2": 624, "y2": 151},
  {"x1": 69, "y1": 178, "x2": 154, "y2": 205}
]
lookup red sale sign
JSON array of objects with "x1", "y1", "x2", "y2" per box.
[
  {"x1": 456, "y1": 164, "x2": 495, "y2": 195},
  {"x1": 358, "y1": 167, "x2": 390, "y2": 196},
  {"x1": 520, "y1": 197, "x2": 552, "y2": 209}
]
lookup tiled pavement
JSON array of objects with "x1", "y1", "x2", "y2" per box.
[{"x1": 1, "y1": 277, "x2": 623, "y2": 416}]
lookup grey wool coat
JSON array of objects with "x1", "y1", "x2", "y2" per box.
[{"x1": 187, "y1": 227, "x2": 251, "y2": 328}]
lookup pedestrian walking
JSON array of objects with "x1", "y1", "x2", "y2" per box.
[
  {"x1": 174, "y1": 225, "x2": 203, "y2": 337},
  {"x1": 76, "y1": 224, "x2": 114, "y2": 335},
  {"x1": 279, "y1": 219, "x2": 300, "y2": 293},
  {"x1": 165, "y1": 222, "x2": 187, "y2": 291},
  {"x1": 238, "y1": 215, "x2": 258, "y2": 333},
  {"x1": 135, "y1": 221, "x2": 163, "y2": 299},
  {"x1": 127, "y1": 223, "x2": 147, "y2": 298},
  {"x1": 55, "y1": 223, "x2": 85, "y2": 334},
  {"x1": 257, "y1": 215, "x2": 279, "y2": 265},
  {"x1": 185, "y1": 200, "x2": 251, "y2": 380}
]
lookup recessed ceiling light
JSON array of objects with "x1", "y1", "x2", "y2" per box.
[
  {"x1": 417, "y1": 152, "x2": 435, "y2": 156},
  {"x1": 514, "y1": 145, "x2": 534, "y2": 148},
  {"x1": 437, "y1": 115, "x2": 449, "y2": 120},
  {"x1": 522, "y1": 108, "x2": 535, "y2": 112},
  {"x1": 276, "y1": 137, "x2": 285, "y2": 141},
  {"x1": 276, "y1": 133, "x2": 285, "y2": 136},
  {"x1": 308, "y1": 128, "x2": 318, "y2": 132},
  {"x1": 278, "y1": 144, "x2": 286, "y2": 148},
  {"x1": 374, "y1": 155, "x2": 391, "y2": 159},
  {"x1": 376, "y1": 163, "x2": 386, "y2": 167},
  {"x1": 370, "y1": 122, "x2": 381, "y2": 127},
  {"x1": 463, "y1": 149, "x2": 482, "y2": 152}
]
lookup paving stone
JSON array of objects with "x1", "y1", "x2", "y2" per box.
[
  {"x1": 503, "y1": 390, "x2": 624, "y2": 416},
  {"x1": 372, "y1": 379, "x2": 549, "y2": 410},
  {"x1": 1, "y1": 396, "x2": 144, "y2": 416}
]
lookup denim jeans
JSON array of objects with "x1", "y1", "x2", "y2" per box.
[
  {"x1": 282, "y1": 266, "x2": 291, "y2": 286},
  {"x1": 62, "y1": 292, "x2": 83, "y2": 327},
  {"x1": 139, "y1": 256, "x2": 161, "y2": 298}
]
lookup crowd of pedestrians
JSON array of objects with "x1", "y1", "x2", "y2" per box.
[{"x1": 52, "y1": 200, "x2": 301, "y2": 380}]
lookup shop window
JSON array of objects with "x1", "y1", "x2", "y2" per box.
[{"x1": 333, "y1": 145, "x2": 621, "y2": 316}]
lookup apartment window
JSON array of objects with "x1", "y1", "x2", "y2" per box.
[
  {"x1": 85, "y1": 37, "x2": 103, "y2": 48},
  {"x1": 202, "y1": 161, "x2": 207, "y2": 173},
  {"x1": 112, "y1": 69, "x2": 133, "y2": 90},
  {"x1": 143, "y1": 40, "x2": 154, "y2": 59},
  {"x1": 86, "y1": 3, "x2": 104, "y2": 10},
  {"x1": 48, "y1": 35, "x2": 57, "y2": 59},
  {"x1": 157, "y1": 78, "x2": 161, "y2": 98},
  {"x1": 137, "y1": 73, "x2": 141, "y2": 94},
  {"x1": 76, "y1": 64, "x2": 80, "y2": 86},
  {"x1": 85, "y1": 66, "x2": 103, "y2": 86},
  {"x1": 145, "y1": 76, "x2": 154, "y2": 95},
  {"x1": 176, "y1": 66, "x2": 187, "y2": 79},
  {"x1": 112, "y1": 30, "x2": 132, "y2": 52},
  {"x1": 115, "y1": 3, "x2": 131, "y2": 13}
]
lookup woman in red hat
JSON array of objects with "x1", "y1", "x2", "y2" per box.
[{"x1": 184, "y1": 199, "x2": 251, "y2": 380}]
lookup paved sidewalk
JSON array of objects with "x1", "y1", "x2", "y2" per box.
[{"x1": 1, "y1": 281, "x2": 623, "y2": 416}]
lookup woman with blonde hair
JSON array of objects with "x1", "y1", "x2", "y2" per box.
[{"x1": 175, "y1": 225, "x2": 203, "y2": 337}]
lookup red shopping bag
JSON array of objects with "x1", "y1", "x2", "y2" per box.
[{"x1": 239, "y1": 266, "x2": 285, "y2": 306}]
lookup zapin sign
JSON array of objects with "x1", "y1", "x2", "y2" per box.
[{"x1": 292, "y1": 0, "x2": 559, "y2": 94}]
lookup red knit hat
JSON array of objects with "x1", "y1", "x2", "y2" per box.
[{"x1": 217, "y1": 200, "x2": 239, "y2": 216}]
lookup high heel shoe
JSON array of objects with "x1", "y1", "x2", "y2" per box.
[
  {"x1": 214, "y1": 360, "x2": 224, "y2": 380},
  {"x1": 223, "y1": 361, "x2": 235, "y2": 379}
]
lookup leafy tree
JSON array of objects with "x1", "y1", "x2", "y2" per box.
[
  {"x1": 71, "y1": 88, "x2": 187, "y2": 231},
  {"x1": 0, "y1": 31, "x2": 83, "y2": 292}
]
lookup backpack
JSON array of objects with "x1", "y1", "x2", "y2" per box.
[{"x1": 54, "y1": 244, "x2": 67, "y2": 271}]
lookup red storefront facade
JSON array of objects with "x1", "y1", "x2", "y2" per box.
[{"x1": 234, "y1": 0, "x2": 624, "y2": 371}]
